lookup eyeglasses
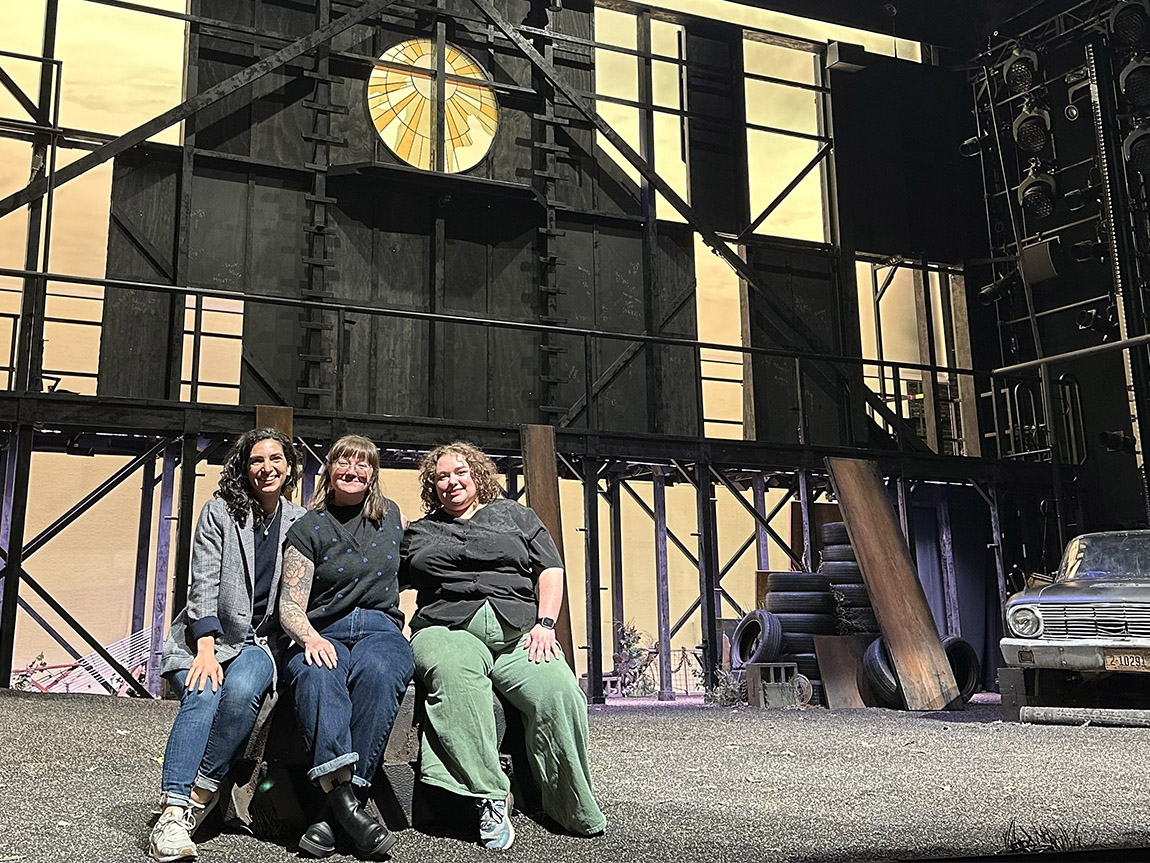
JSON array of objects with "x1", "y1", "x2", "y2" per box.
[{"x1": 333, "y1": 459, "x2": 373, "y2": 473}]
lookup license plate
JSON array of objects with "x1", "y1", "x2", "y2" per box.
[{"x1": 1104, "y1": 649, "x2": 1150, "y2": 672}]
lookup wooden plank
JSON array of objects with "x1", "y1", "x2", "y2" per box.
[
  {"x1": 520, "y1": 424, "x2": 575, "y2": 672},
  {"x1": 813, "y1": 634, "x2": 880, "y2": 709},
  {"x1": 825, "y1": 456, "x2": 958, "y2": 710},
  {"x1": 255, "y1": 405, "x2": 293, "y2": 436}
]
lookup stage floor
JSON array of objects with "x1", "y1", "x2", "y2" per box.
[{"x1": 2, "y1": 689, "x2": 1149, "y2": 863}]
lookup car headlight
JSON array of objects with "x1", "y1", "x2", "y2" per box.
[{"x1": 1008, "y1": 605, "x2": 1042, "y2": 637}]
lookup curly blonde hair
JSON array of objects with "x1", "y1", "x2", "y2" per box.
[{"x1": 418, "y1": 441, "x2": 504, "y2": 514}]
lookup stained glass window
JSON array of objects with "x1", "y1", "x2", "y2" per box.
[{"x1": 367, "y1": 39, "x2": 499, "y2": 173}]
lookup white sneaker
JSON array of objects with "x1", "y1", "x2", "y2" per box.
[
  {"x1": 148, "y1": 808, "x2": 197, "y2": 862},
  {"x1": 477, "y1": 797, "x2": 515, "y2": 851}
]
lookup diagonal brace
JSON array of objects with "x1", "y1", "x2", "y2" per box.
[
  {"x1": 736, "y1": 142, "x2": 831, "y2": 243},
  {"x1": 0, "y1": 0, "x2": 402, "y2": 218},
  {"x1": 619, "y1": 478, "x2": 699, "y2": 568},
  {"x1": 703, "y1": 464, "x2": 804, "y2": 569}
]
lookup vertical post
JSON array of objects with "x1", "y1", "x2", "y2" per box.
[
  {"x1": 582, "y1": 458, "x2": 604, "y2": 704},
  {"x1": 694, "y1": 461, "x2": 720, "y2": 691},
  {"x1": 131, "y1": 455, "x2": 157, "y2": 633},
  {"x1": 937, "y1": 493, "x2": 961, "y2": 637},
  {"x1": 987, "y1": 484, "x2": 1009, "y2": 620},
  {"x1": 169, "y1": 433, "x2": 200, "y2": 625},
  {"x1": 302, "y1": 447, "x2": 320, "y2": 508},
  {"x1": 637, "y1": 10, "x2": 663, "y2": 433},
  {"x1": 607, "y1": 475, "x2": 624, "y2": 661},
  {"x1": 896, "y1": 475, "x2": 915, "y2": 562},
  {"x1": 798, "y1": 469, "x2": 817, "y2": 572},
  {"x1": 913, "y1": 263, "x2": 940, "y2": 453},
  {"x1": 948, "y1": 273, "x2": 983, "y2": 457},
  {"x1": 652, "y1": 468, "x2": 674, "y2": 701},
  {"x1": 147, "y1": 443, "x2": 178, "y2": 695},
  {"x1": 752, "y1": 474, "x2": 770, "y2": 570},
  {"x1": 506, "y1": 463, "x2": 518, "y2": 500},
  {"x1": 0, "y1": 425, "x2": 34, "y2": 686}
]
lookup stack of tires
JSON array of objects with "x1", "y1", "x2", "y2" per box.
[
  {"x1": 863, "y1": 634, "x2": 982, "y2": 708},
  {"x1": 760, "y1": 571, "x2": 834, "y2": 706},
  {"x1": 818, "y1": 522, "x2": 879, "y2": 636}
]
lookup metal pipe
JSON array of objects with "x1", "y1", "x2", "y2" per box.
[
  {"x1": 582, "y1": 457, "x2": 604, "y2": 704},
  {"x1": 652, "y1": 468, "x2": 674, "y2": 700}
]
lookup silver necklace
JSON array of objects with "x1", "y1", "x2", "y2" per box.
[{"x1": 259, "y1": 502, "x2": 280, "y2": 537}]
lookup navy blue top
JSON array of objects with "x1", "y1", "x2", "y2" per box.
[
  {"x1": 251, "y1": 505, "x2": 281, "y2": 625},
  {"x1": 285, "y1": 497, "x2": 405, "y2": 632}
]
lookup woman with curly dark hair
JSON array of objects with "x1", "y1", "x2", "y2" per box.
[
  {"x1": 150, "y1": 428, "x2": 306, "y2": 862},
  {"x1": 401, "y1": 441, "x2": 606, "y2": 851}
]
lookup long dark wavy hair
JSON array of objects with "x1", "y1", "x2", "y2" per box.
[
  {"x1": 311, "y1": 434, "x2": 389, "y2": 521},
  {"x1": 216, "y1": 428, "x2": 302, "y2": 527},
  {"x1": 417, "y1": 441, "x2": 504, "y2": 514}
]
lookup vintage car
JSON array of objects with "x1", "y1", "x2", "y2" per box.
[{"x1": 1000, "y1": 530, "x2": 1150, "y2": 715}]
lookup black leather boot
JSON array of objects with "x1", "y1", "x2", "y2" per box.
[
  {"x1": 328, "y1": 782, "x2": 396, "y2": 858},
  {"x1": 298, "y1": 806, "x2": 336, "y2": 859}
]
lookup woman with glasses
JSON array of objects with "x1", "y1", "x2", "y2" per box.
[
  {"x1": 149, "y1": 428, "x2": 305, "y2": 862},
  {"x1": 278, "y1": 434, "x2": 414, "y2": 859}
]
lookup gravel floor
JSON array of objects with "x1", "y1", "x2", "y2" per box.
[{"x1": 3, "y1": 689, "x2": 1150, "y2": 863}]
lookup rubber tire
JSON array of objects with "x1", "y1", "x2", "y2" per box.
[
  {"x1": 774, "y1": 612, "x2": 837, "y2": 634},
  {"x1": 820, "y1": 544, "x2": 856, "y2": 562},
  {"x1": 764, "y1": 591, "x2": 835, "y2": 614},
  {"x1": 818, "y1": 560, "x2": 864, "y2": 583},
  {"x1": 820, "y1": 522, "x2": 849, "y2": 545},
  {"x1": 766, "y1": 572, "x2": 830, "y2": 593},
  {"x1": 782, "y1": 652, "x2": 820, "y2": 679},
  {"x1": 943, "y1": 635, "x2": 981, "y2": 704},
  {"x1": 832, "y1": 584, "x2": 871, "y2": 608},
  {"x1": 863, "y1": 637, "x2": 900, "y2": 708},
  {"x1": 780, "y1": 632, "x2": 815, "y2": 654},
  {"x1": 730, "y1": 610, "x2": 783, "y2": 669},
  {"x1": 809, "y1": 680, "x2": 824, "y2": 707}
]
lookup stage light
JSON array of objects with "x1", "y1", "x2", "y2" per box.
[
  {"x1": 1071, "y1": 239, "x2": 1104, "y2": 262},
  {"x1": 1003, "y1": 46, "x2": 1039, "y2": 94},
  {"x1": 1120, "y1": 57, "x2": 1150, "y2": 109},
  {"x1": 1013, "y1": 102, "x2": 1051, "y2": 153},
  {"x1": 978, "y1": 270, "x2": 1021, "y2": 305},
  {"x1": 1077, "y1": 305, "x2": 1118, "y2": 338},
  {"x1": 1100, "y1": 430, "x2": 1136, "y2": 454},
  {"x1": 1124, "y1": 125, "x2": 1150, "y2": 172},
  {"x1": 1111, "y1": 0, "x2": 1150, "y2": 45},
  {"x1": 959, "y1": 134, "x2": 991, "y2": 158},
  {"x1": 1018, "y1": 165, "x2": 1057, "y2": 219}
]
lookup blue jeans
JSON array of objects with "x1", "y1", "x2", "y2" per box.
[
  {"x1": 161, "y1": 637, "x2": 274, "y2": 807},
  {"x1": 284, "y1": 608, "x2": 414, "y2": 787}
]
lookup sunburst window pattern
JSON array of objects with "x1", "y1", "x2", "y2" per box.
[{"x1": 367, "y1": 39, "x2": 499, "y2": 173}]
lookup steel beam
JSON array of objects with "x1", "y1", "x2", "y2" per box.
[
  {"x1": 0, "y1": 425, "x2": 33, "y2": 686},
  {"x1": 694, "y1": 462, "x2": 721, "y2": 691},
  {"x1": 737, "y1": 143, "x2": 831, "y2": 242},
  {"x1": 0, "y1": 0, "x2": 401, "y2": 219},
  {"x1": 752, "y1": 475, "x2": 770, "y2": 570},
  {"x1": 131, "y1": 458, "x2": 157, "y2": 632},
  {"x1": 582, "y1": 458, "x2": 604, "y2": 704},
  {"x1": 652, "y1": 468, "x2": 674, "y2": 701},
  {"x1": 607, "y1": 476, "x2": 625, "y2": 661},
  {"x1": 704, "y1": 464, "x2": 804, "y2": 569},
  {"x1": 147, "y1": 443, "x2": 177, "y2": 694},
  {"x1": 170, "y1": 433, "x2": 201, "y2": 624},
  {"x1": 798, "y1": 469, "x2": 817, "y2": 572}
]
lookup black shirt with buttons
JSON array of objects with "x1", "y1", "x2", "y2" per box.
[
  {"x1": 400, "y1": 498, "x2": 564, "y2": 632},
  {"x1": 285, "y1": 497, "x2": 405, "y2": 633}
]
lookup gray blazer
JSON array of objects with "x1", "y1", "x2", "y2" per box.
[{"x1": 161, "y1": 496, "x2": 305, "y2": 681}]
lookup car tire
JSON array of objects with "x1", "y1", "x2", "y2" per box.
[
  {"x1": 819, "y1": 522, "x2": 849, "y2": 545},
  {"x1": 766, "y1": 572, "x2": 831, "y2": 593},
  {"x1": 820, "y1": 543, "x2": 856, "y2": 562},
  {"x1": 863, "y1": 637, "x2": 901, "y2": 707},
  {"x1": 943, "y1": 635, "x2": 981, "y2": 704},
  {"x1": 730, "y1": 610, "x2": 783, "y2": 669},
  {"x1": 780, "y1": 632, "x2": 815, "y2": 654},
  {"x1": 774, "y1": 613, "x2": 837, "y2": 634},
  {"x1": 818, "y1": 561, "x2": 864, "y2": 582},
  {"x1": 764, "y1": 592, "x2": 836, "y2": 614},
  {"x1": 832, "y1": 584, "x2": 871, "y2": 607},
  {"x1": 782, "y1": 652, "x2": 820, "y2": 679}
]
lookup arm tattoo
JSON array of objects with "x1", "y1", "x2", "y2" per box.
[{"x1": 279, "y1": 545, "x2": 319, "y2": 646}]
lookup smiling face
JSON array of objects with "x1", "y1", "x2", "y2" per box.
[
  {"x1": 247, "y1": 438, "x2": 288, "y2": 506},
  {"x1": 328, "y1": 450, "x2": 375, "y2": 506},
  {"x1": 435, "y1": 452, "x2": 479, "y2": 517}
]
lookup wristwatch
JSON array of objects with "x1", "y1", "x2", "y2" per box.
[{"x1": 536, "y1": 616, "x2": 556, "y2": 630}]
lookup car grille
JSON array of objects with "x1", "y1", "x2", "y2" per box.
[{"x1": 1039, "y1": 603, "x2": 1150, "y2": 639}]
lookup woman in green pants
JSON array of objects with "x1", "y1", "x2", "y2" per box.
[{"x1": 400, "y1": 441, "x2": 606, "y2": 850}]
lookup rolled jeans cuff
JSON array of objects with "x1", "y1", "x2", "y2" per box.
[
  {"x1": 307, "y1": 752, "x2": 359, "y2": 783},
  {"x1": 193, "y1": 772, "x2": 221, "y2": 794},
  {"x1": 160, "y1": 791, "x2": 193, "y2": 810}
]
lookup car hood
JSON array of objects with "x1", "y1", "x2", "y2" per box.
[{"x1": 1008, "y1": 580, "x2": 1150, "y2": 605}]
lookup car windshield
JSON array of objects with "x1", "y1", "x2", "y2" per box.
[{"x1": 1057, "y1": 531, "x2": 1150, "y2": 582}]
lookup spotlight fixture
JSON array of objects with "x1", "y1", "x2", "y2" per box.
[
  {"x1": 1076, "y1": 305, "x2": 1118, "y2": 338},
  {"x1": 978, "y1": 270, "x2": 1022, "y2": 305},
  {"x1": 959, "y1": 133, "x2": 991, "y2": 158},
  {"x1": 1071, "y1": 239, "x2": 1105, "y2": 262},
  {"x1": 1120, "y1": 56, "x2": 1150, "y2": 110},
  {"x1": 1124, "y1": 125, "x2": 1150, "y2": 173},
  {"x1": 1100, "y1": 430, "x2": 1137, "y2": 454},
  {"x1": 1018, "y1": 164, "x2": 1057, "y2": 219},
  {"x1": 1003, "y1": 46, "x2": 1039, "y2": 94},
  {"x1": 1013, "y1": 102, "x2": 1051, "y2": 153},
  {"x1": 1111, "y1": 0, "x2": 1150, "y2": 45}
]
